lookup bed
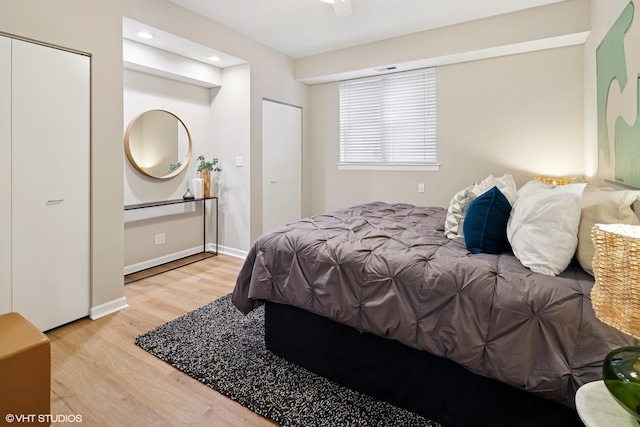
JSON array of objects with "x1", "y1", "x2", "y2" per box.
[{"x1": 232, "y1": 193, "x2": 639, "y2": 426}]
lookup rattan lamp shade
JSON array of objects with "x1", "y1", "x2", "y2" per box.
[{"x1": 591, "y1": 223, "x2": 640, "y2": 340}]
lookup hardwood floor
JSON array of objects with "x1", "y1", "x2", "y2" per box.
[{"x1": 47, "y1": 255, "x2": 277, "y2": 427}]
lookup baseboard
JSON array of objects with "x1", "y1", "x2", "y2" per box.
[
  {"x1": 216, "y1": 245, "x2": 248, "y2": 259},
  {"x1": 124, "y1": 246, "x2": 202, "y2": 275},
  {"x1": 90, "y1": 297, "x2": 129, "y2": 320},
  {"x1": 124, "y1": 245, "x2": 248, "y2": 276}
]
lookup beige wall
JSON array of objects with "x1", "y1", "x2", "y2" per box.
[
  {"x1": 123, "y1": 63, "x2": 251, "y2": 267},
  {"x1": 123, "y1": 69, "x2": 213, "y2": 271},
  {"x1": 211, "y1": 63, "x2": 252, "y2": 255},
  {"x1": 305, "y1": 45, "x2": 585, "y2": 213},
  {"x1": 124, "y1": 206, "x2": 203, "y2": 270},
  {"x1": 0, "y1": 0, "x2": 308, "y2": 312},
  {"x1": 1, "y1": 0, "x2": 619, "y2": 315},
  {"x1": 301, "y1": 0, "x2": 589, "y2": 215},
  {"x1": 296, "y1": 0, "x2": 590, "y2": 84},
  {"x1": 120, "y1": 3, "x2": 309, "y2": 245}
]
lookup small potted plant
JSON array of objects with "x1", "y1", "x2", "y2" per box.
[
  {"x1": 197, "y1": 155, "x2": 221, "y2": 198},
  {"x1": 196, "y1": 155, "x2": 222, "y2": 174}
]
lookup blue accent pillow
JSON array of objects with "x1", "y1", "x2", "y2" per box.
[{"x1": 463, "y1": 186, "x2": 512, "y2": 254}]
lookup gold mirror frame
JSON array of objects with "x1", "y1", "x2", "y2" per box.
[{"x1": 124, "y1": 109, "x2": 193, "y2": 179}]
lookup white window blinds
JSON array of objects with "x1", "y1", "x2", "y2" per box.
[{"x1": 339, "y1": 68, "x2": 437, "y2": 166}]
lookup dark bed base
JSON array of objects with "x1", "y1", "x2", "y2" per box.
[{"x1": 264, "y1": 301, "x2": 584, "y2": 427}]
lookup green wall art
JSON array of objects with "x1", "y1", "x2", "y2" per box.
[{"x1": 597, "y1": 1, "x2": 640, "y2": 187}]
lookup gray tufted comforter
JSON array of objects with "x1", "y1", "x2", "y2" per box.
[{"x1": 232, "y1": 202, "x2": 638, "y2": 406}]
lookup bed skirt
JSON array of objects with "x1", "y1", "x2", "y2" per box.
[{"x1": 264, "y1": 301, "x2": 583, "y2": 427}]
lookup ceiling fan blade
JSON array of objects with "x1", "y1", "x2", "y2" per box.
[{"x1": 333, "y1": 0, "x2": 352, "y2": 17}]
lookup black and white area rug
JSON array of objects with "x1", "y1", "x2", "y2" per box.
[{"x1": 135, "y1": 294, "x2": 439, "y2": 427}]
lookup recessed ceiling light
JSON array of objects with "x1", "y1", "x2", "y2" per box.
[
  {"x1": 321, "y1": 0, "x2": 334, "y2": 3},
  {"x1": 135, "y1": 31, "x2": 155, "y2": 40},
  {"x1": 208, "y1": 56, "x2": 222, "y2": 62}
]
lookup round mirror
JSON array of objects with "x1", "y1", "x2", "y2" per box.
[{"x1": 124, "y1": 110, "x2": 192, "y2": 179}]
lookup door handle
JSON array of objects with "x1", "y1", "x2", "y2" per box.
[{"x1": 46, "y1": 199, "x2": 64, "y2": 205}]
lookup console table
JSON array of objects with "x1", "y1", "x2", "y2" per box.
[{"x1": 124, "y1": 197, "x2": 218, "y2": 280}]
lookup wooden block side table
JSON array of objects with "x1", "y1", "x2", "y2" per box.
[{"x1": 0, "y1": 312, "x2": 50, "y2": 426}]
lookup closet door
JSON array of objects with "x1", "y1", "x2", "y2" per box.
[
  {"x1": 262, "y1": 100, "x2": 302, "y2": 233},
  {"x1": 11, "y1": 40, "x2": 90, "y2": 331},
  {"x1": 0, "y1": 36, "x2": 11, "y2": 315}
]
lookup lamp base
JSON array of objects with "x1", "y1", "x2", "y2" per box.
[{"x1": 604, "y1": 346, "x2": 640, "y2": 422}]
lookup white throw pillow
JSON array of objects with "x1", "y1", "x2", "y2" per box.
[
  {"x1": 581, "y1": 185, "x2": 640, "y2": 208},
  {"x1": 445, "y1": 186, "x2": 477, "y2": 239},
  {"x1": 445, "y1": 174, "x2": 518, "y2": 240},
  {"x1": 474, "y1": 173, "x2": 518, "y2": 206},
  {"x1": 507, "y1": 182, "x2": 587, "y2": 275},
  {"x1": 575, "y1": 185, "x2": 640, "y2": 274},
  {"x1": 577, "y1": 202, "x2": 640, "y2": 275}
]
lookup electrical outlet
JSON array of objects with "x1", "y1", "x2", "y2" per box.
[
  {"x1": 235, "y1": 156, "x2": 244, "y2": 167},
  {"x1": 155, "y1": 233, "x2": 165, "y2": 245},
  {"x1": 418, "y1": 183, "x2": 425, "y2": 193}
]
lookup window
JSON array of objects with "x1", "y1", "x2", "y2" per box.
[{"x1": 338, "y1": 68, "x2": 438, "y2": 171}]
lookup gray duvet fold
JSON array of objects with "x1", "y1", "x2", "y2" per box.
[{"x1": 232, "y1": 201, "x2": 638, "y2": 406}]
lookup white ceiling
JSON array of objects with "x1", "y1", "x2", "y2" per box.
[{"x1": 168, "y1": 0, "x2": 568, "y2": 58}]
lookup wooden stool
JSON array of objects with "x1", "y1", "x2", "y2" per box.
[{"x1": 0, "y1": 312, "x2": 50, "y2": 426}]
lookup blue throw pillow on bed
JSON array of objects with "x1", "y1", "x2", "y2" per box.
[{"x1": 463, "y1": 186, "x2": 512, "y2": 254}]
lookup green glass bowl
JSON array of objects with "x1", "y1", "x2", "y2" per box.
[{"x1": 603, "y1": 346, "x2": 640, "y2": 420}]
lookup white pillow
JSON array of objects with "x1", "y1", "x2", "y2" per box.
[
  {"x1": 581, "y1": 185, "x2": 640, "y2": 208},
  {"x1": 507, "y1": 182, "x2": 587, "y2": 275},
  {"x1": 474, "y1": 173, "x2": 518, "y2": 206},
  {"x1": 576, "y1": 202, "x2": 640, "y2": 275},
  {"x1": 516, "y1": 179, "x2": 549, "y2": 197},
  {"x1": 445, "y1": 174, "x2": 518, "y2": 240},
  {"x1": 575, "y1": 185, "x2": 640, "y2": 274}
]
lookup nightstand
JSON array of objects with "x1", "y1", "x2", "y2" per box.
[{"x1": 575, "y1": 380, "x2": 638, "y2": 426}]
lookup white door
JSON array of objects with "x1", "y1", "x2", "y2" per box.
[
  {"x1": 262, "y1": 100, "x2": 302, "y2": 233},
  {"x1": 11, "y1": 40, "x2": 90, "y2": 331},
  {"x1": 0, "y1": 36, "x2": 11, "y2": 315}
]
